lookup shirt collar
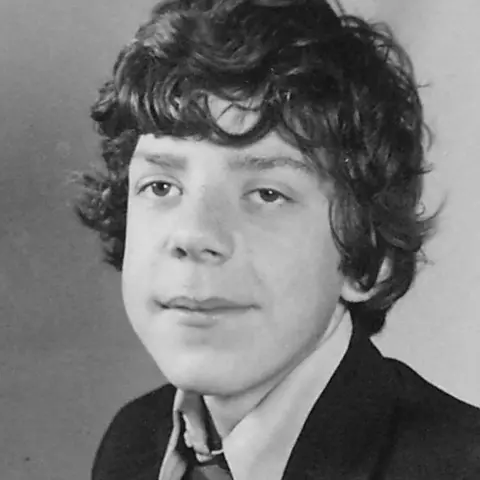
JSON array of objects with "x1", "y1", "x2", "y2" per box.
[{"x1": 160, "y1": 310, "x2": 352, "y2": 480}]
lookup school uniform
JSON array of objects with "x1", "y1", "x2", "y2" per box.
[{"x1": 92, "y1": 317, "x2": 480, "y2": 480}]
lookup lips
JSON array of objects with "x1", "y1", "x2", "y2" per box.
[{"x1": 161, "y1": 296, "x2": 254, "y2": 313}]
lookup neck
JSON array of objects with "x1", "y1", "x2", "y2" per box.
[
  {"x1": 203, "y1": 303, "x2": 347, "y2": 439},
  {"x1": 203, "y1": 371, "x2": 284, "y2": 439}
]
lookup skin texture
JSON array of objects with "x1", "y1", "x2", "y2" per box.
[{"x1": 122, "y1": 99, "x2": 359, "y2": 436}]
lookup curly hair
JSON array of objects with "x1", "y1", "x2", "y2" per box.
[{"x1": 76, "y1": 0, "x2": 436, "y2": 335}]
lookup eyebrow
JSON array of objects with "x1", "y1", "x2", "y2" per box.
[
  {"x1": 138, "y1": 153, "x2": 188, "y2": 171},
  {"x1": 228, "y1": 154, "x2": 316, "y2": 175},
  {"x1": 135, "y1": 151, "x2": 316, "y2": 175}
]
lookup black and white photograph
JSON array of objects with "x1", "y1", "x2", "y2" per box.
[{"x1": 1, "y1": 1, "x2": 480, "y2": 479}]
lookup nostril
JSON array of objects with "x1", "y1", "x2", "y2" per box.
[
  {"x1": 172, "y1": 247, "x2": 188, "y2": 259},
  {"x1": 172, "y1": 245, "x2": 222, "y2": 260}
]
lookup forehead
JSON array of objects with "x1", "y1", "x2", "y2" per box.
[
  {"x1": 134, "y1": 130, "x2": 306, "y2": 165},
  {"x1": 206, "y1": 95, "x2": 261, "y2": 134},
  {"x1": 133, "y1": 95, "x2": 320, "y2": 174}
]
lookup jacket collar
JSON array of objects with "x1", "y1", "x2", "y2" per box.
[{"x1": 282, "y1": 323, "x2": 396, "y2": 480}]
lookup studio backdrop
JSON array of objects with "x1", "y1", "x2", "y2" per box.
[{"x1": 1, "y1": 1, "x2": 479, "y2": 479}]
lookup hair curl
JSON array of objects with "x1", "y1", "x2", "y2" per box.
[{"x1": 75, "y1": 0, "x2": 436, "y2": 335}]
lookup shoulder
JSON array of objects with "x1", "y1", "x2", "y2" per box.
[
  {"x1": 100, "y1": 383, "x2": 176, "y2": 435},
  {"x1": 92, "y1": 384, "x2": 176, "y2": 480},
  {"x1": 388, "y1": 357, "x2": 480, "y2": 430},
  {"x1": 385, "y1": 358, "x2": 480, "y2": 478}
]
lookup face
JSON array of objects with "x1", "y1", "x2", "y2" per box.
[{"x1": 122, "y1": 100, "x2": 348, "y2": 396}]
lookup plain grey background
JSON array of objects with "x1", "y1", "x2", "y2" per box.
[{"x1": 1, "y1": 1, "x2": 479, "y2": 479}]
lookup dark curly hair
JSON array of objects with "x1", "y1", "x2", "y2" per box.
[{"x1": 76, "y1": 0, "x2": 436, "y2": 335}]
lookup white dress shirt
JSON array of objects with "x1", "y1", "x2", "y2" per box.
[{"x1": 159, "y1": 311, "x2": 353, "y2": 480}]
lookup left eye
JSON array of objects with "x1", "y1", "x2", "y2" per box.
[
  {"x1": 140, "y1": 181, "x2": 181, "y2": 198},
  {"x1": 250, "y1": 188, "x2": 288, "y2": 205}
]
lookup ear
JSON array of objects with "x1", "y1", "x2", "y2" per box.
[{"x1": 341, "y1": 257, "x2": 390, "y2": 303}]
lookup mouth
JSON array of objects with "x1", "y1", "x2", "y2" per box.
[{"x1": 160, "y1": 296, "x2": 256, "y2": 314}]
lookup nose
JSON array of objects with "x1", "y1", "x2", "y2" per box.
[{"x1": 164, "y1": 191, "x2": 235, "y2": 265}]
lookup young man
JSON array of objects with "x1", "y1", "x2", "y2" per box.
[{"x1": 76, "y1": 1, "x2": 480, "y2": 478}]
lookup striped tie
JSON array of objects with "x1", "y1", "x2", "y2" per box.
[{"x1": 184, "y1": 453, "x2": 232, "y2": 480}]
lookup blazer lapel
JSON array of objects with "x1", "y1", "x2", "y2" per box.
[{"x1": 283, "y1": 324, "x2": 397, "y2": 480}]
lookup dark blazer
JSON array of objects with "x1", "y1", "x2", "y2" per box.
[{"x1": 92, "y1": 325, "x2": 480, "y2": 479}]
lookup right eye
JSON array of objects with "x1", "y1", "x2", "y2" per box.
[{"x1": 139, "y1": 181, "x2": 181, "y2": 198}]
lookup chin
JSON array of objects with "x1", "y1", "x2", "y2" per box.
[
  {"x1": 160, "y1": 360, "x2": 242, "y2": 396},
  {"x1": 166, "y1": 373, "x2": 231, "y2": 396}
]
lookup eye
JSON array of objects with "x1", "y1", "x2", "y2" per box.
[
  {"x1": 139, "y1": 181, "x2": 181, "y2": 198},
  {"x1": 250, "y1": 188, "x2": 289, "y2": 205}
]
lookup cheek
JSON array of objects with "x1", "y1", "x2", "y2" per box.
[
  {"x1": 253, "y1": 224, "x2": 343, "y2": 300},
  {"x1": 123, "y1": 205, "x2": 159, "y2": 270},
  {"x1": 121, "y1": 210, "x2": 157, "y2": 314},
  {"x1": 245, "y1": 229, "x2": 343, "y2": 373}
]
